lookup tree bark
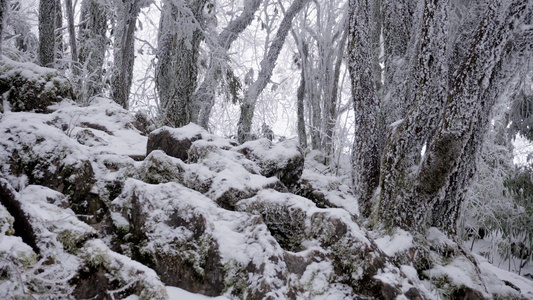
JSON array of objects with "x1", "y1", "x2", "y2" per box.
[
  {"x1": 297, "y1": 63, "x2": 307, "y2": 149},
  {"x1": 111, "y1": 0, "x2": 144, "y2": 110},
  {"x1": 0, "y1": 0, "x2": 6, "y2": 56},
  {"x1": 39, "y1": 0, "x2": 58, "y2": 67},
  {"x1": 237, "y1": 0, "x2": 310, "y2": 143},
  {"x1": 430, "y1": 13, "x2": 533, "y2": 234},
  {"x1": 349, "y1": 0, "x2": 383, "y2": 218},
  {"x1": 65, "y1": 0, "x2": 77, "y2": 62},
  {"x1": 377, "y1": 0, "x2": 532, "y2": 236},
  {"x1": 156, "y1": 0, "x2": 207, "y2": 128},
  {"x1": 77, "y1": 0, "x2": 109, "y2": 102}
]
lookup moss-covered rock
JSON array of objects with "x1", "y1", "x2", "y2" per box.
[
  {"x1": 72, "y1": 240, "x2": 168, "y2": 300},
  {"x1": 0, "y1": 57, "x2": 74, "y2": 113},
  {"x1": 0, "y1": 203, "x2": 14, "y2": 236},
  {"x1": 236, "y1": 138, "x2": 304, "y2": 188}
]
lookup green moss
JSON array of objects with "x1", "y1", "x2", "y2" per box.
[
  {"x1": 139, "y1": 285, "x2": 168, "y2": 300},
  {"x1": 57, "y1": 230, "x2": 91, "y2": 254},
  {"x1": 17, "y1": 252, "x2": 37, "y2": 268},
  {"x1": 83, "y1": 248, "x2": 111, "y2": 270},
  {"x1": 222, "y1": 260, "x2": 248, "y2": 298}
]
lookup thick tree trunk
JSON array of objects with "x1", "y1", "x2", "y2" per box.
[
  {"x1": 349, "y1": 0, "x2": 383, "y2": 218},
  {"x1": 382, "y1": 0, "x2": 415, "y2": 122},
  {"x1": 377, "y1": 0, "x2": 532, "y2": 236},
  {"x1": 0, "y1": 0, "x2": 6, "y2": 56},
  {"x1": 237, "y1": 0, "x2": 310, "y2": 143},
  {"x1": 430, "y1": 17, "x2": 533, "y2": 234},
  {"x1": 156, "y1": 0, "x2": 206, "y2": 128},
  {"x1": 39, "y1": 0, "x2": 58, "y2": 67},
  {"x1": 111, "y1": 0, "x2": 143, "y2": 110},
  {"x1": 65, "y1": 0, "x2": 77, "y2": 62},
  {"x1": 77, "y1": 0, "x2": 108, "y2": 102}
]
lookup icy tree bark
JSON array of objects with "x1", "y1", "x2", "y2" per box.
[
  {"x1": 111, "y1": 0, "x2": 147, "y2": 110},
  {"x1": 297, "y1": 62, "x2": 307, "y2": 149},
  {"x1": 348, "y1": 0, "x2": 383, "y2": 218},
  {"x1": 381, "y1": 0, "x2": 415, "y2": 122},
  {"x1": 192, "y1": 0, "x2": 262, "y2": 129},
  {"x1": 156, "y1": 0, "x2": 207, "y2": 128},
  {"x1": 39, "y1": 0, "x2": 60, "y2": 67},
  {"x1": 429, "y1": 3, "x2": 533, "y2": 234},
  {"x1": 77, "y1": 0, "x2": 109, "y2": 102},
  {"x1": 65, "y1": 0, "x2": 77, "y2": 62},
  {"x1": 0, "y1": 0, "x2": 6, "y2": 55},
  {"x1": 377, "y1": 0, "x2": 449, "y2": 230},
  {"x1": 237, "y1": 0, "x2": 310, "y2": 143},
  {"x1": 377, "y1": 0, "x2": 533, "y2": 236}
]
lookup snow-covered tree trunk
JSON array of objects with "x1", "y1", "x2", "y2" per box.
[
  {"x1": 77, "y1": 0, "x2": 109, "y2": 102},
  {"x1": 297, "y1": 63, "x2": 307, "y2": 149},
  {"x1": 349, "y1": 0, "x2": 383, "y2": 218},
  {"x1": 156, "y1": 0, "x2": 206, "y2": 128},
  {"x1": 39, "y1": 0, "x2": 60, "y2": 67},
  {"x1": 381, "y1": 0, "x2": 415, "y2": 123},
  {"x1": 0, "y1": 0, "x2": 6, "y2": 56},
  {"x1": 376, "y1": 0, "x2": 450, "y2": 231},
  {"x1": 376, "y1": 0, "x2": 533, "y2": 236},
  {"x1": 237, "y1": 0, "x2": 310, "y2": 143},
  {"x1": 111, "y1": 0, "x2": 146, "y2": 110},
  {"x1": 192, "y1": 0, "x2": 262, "y2": 129},
  {"x1": 65, "y1": 0, "x2": 77, "y2": 63},
  {"x1": 430, "y1": 4, "x2": 533, "y2": 234}
]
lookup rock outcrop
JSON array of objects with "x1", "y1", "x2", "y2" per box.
[
  {"x1": 0, "y1": 69, "x2": 527, "y2": 299},
  {"x1": 0, "y1": 57, "x2": 74, "y2": 113}
]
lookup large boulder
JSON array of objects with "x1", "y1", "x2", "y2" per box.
[
  {"x1": 294, "y1": 169, "x2": 359, "y2": 216},
  {"x1": 143, "y1": 130, "x2": 287, "y2": 210},
  {"x1": 235, "y1": 190, "x2": 419, "y2": 299},
  {"x1": 0, "y1": 112, "x2": 104, "y2": 223},
  {"x1": 110, "y1": 179, "x2": 292, "y2": 298},
  {"x1": 0, "y1": 182, "x2": 167, "y2": 299},
  {"x1": 0, "y1": 57, "x2": 74, "y2": 113},
  {"x1": 146, "y1": 124, "x2": 236, "y2": 161},
  {"x1": 236, "y1": 138, "x2": 304, "y2": 188}
]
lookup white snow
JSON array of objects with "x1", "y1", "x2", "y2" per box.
[
  {"x1": 166, "y1": 286, "x2": 230, "y2": 300},
  {"x1": 375, "y1": 229, "x2": 414, "y2": 256}
]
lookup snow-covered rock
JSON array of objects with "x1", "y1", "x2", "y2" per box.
[
  {"x1": 236, "y1": 138, "x2": 304, "y2": 188},
  {"x1": 0, "y1": 56, "x2": 74, "y2": 113},
  {"x1": 0, "y1": 85, "x2": 531, "y2": 299}
]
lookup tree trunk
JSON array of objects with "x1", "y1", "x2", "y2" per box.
[
  {"x1": 77, "y1": 0, "x2": 109, "y2": 103},
  {"x1": 0, "y1": 0, "x2": 6, "y2": 56},
  {"x1": 55, "y1": 0, "x2": 64, "y2": 68},
  {"x1": 65, "y1": 0, "x2": 77, "y2": 62},
  {"x1": 39, "y1": 0, "x2": 58, "y2": 67},
  {"x1": 377, "y1": 0, "x2": 532, "y2": 236},
  {"x1": 297, "y1": 66, "x2": 307, "y2": 149},
  {"x1": 349, "y1": 0, "x2": 383, "y2": 218},
  {"x1": 430, "y1": 15, "x2": 533, "y2": 234},
  {"x1": 382, "y1": 0, "x2": 415, "y2": 122},
  {"x1": 156, "y1": 0, "x2": 206, "y2": 128},
  {"x1": 111, "y1": 0, "x2": 144, "y2": 110},
  {"x1": 237, "y1": 0, "x2": 310, "y2": 143}
]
